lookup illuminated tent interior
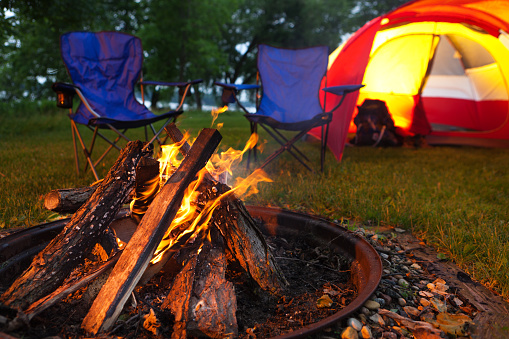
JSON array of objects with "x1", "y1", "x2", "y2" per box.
[{"x1": 315, "y1": 0, "x2": 509, "y2": 161}]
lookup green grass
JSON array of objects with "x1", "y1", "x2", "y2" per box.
[{"x1": 1, "y1": 102, "x2": 508, "y2": 300}]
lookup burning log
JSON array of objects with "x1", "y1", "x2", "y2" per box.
[
  {"x1": 81, "y1": 128, "x2": 222, "y2": 335},
  {"x1": 44, "y1": 157, "x2": 160, "y2": 216},
  {"x1": 163, "y1": 226, "x2": 237, "y2": 339},
  {"x1": 163, "y1": 122, "x2": 286, "y2": 293},
  {"x1": 0, "y1": 140, "x2": 151, "y2": 309},
  {"x1": 147, "y1": 124, "x2": 287, "y2": 337}
]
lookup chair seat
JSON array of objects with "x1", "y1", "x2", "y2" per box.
[
  {"x1": 89, "y1": 110, "x2": 183, "y2": 129},
  {"x1": 244, "y1": 112, "x2": 331, "y2": 131}
]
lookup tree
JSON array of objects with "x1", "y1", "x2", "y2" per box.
[
  {"x1": 219, "y1": 0, "x2": 354, "y2": 86},
  {"x1": 138, "y1": 0, "x2": 238, "y2": 110},
  {"x1": 0, "y1": 0, "x2": 143, "y2": 101}
]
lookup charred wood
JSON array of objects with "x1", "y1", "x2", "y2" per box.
[
  {"x1": 0, "y1": 140, "x2": 150, "y2": 309},
  {"x1": 81, "y1": 128, "x2": 222, "y2": 335}
]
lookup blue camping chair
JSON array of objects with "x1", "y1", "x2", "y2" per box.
[
  {"x1": 215, "y1": 44, "x2": 363, "y2": 172},
  {"x1": 52, "y1": 31, "x2": 202, "y2": 180}
]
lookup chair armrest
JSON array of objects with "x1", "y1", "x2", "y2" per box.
[
  {"x1": 214, "y1": 82, "x2": 260, "y2": 112},
  {"x1": 51, "y1": 82, "x2": 76, "y2": 109},
  {"x1": 322, "y1": 84, "x2": 365, "y2": 114},
  {"x1": 322, "y1": 84, "x2": 365, "y2": 96},
  {"x1": 214, "y1": 82, "x2": 260, "y2": 91}
]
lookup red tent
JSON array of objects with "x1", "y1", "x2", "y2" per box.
[{"x1": 314, "y1": 0, "x2": 509, "y2": 161}]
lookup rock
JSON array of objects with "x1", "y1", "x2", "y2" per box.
[
  {"x1": 347, "y1": 318, "x2": 363, "y2": 331},
  {"x1": 398, "y1": 278, "x2": 409, "y2": 288},
  {"x1": 364, "y1": 300, "x2": 381, "y2": 311},
  {"x1": 341, "y1": 326, "x2": 359, "y2": 339},
  {"x1": 379, "y1": 293, "x2": 392, "y2": 305},
  {"x1": 360, "y1": 307, "x2": 370, "y2": 315},
  {"x1": 360, "y1": 325, "x2": 372, "y2": 338},
  {"x1": 397, "y1": 297, "x2": 406, "y2": 306},
  {"x1": 394, "y1": 227, "x2": 405, "y2": 233},
  {"x1": 374, "y1": 297, "x2": 386, "y2": 307},
  {"x1": 410, "y1": 263, "x2": 421, "y2": 269},
  {"x1": 369, "y1": 313, "x2": 385, "y2": 326}
]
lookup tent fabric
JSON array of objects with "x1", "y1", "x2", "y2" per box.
[{"x1": 319, "y1": 0, "x2": 509, "y2": 161}]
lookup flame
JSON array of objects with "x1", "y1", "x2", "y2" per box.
[
  {"x1": 231, "y1": 168, "x2": 272, "y2": 198},
  {"x1": 126, "y1": 125, "x2": 270, "y2": 265},
  {"x1": 158, "y1": 133, "x2": 189, "y2": 182},
  {"x1": 211, "y1": 106, "x2": 228, "y2": 127},
  {"x1": 205, "y1": 132, "x2": 258, "y2": 181}
]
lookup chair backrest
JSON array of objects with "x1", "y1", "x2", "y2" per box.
[
  {"x1": 60, "y1": 31, "x2": 151, "y2": 124},
  {"x1": 257, "y1": 44, "x2": 329, "y2": 124}
]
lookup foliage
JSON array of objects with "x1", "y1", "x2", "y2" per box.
[
  {"x1": 0, "y1": 0, "x2": 143, "y2": 101},
  {"x1": 0, "y1": 0, "x2": 407, "y2": 103},
  {"x1": 137, "y1": 0, "x2": 238, "y2": 109}
]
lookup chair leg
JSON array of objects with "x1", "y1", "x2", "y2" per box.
[
  {"x1": 258, "y1": 124, "x2": 313, "y2": 172},
  {"x1": 71, "y1": 121, "x2": 80, "y2": 176},
  {"x1": 271, "y1": 128, "x2": 310, "y2": 162},
  {"x1": 71, "y1": 122, "x2": 100, "y2": 181}
]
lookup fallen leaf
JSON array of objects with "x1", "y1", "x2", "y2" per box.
[
  {"x1": 430, "y1": 298, "x2": 447, "y2": 313},
  {"x1": 316, "y1": 294, "x2": 333, "y2": 308},
  {"x1": 143, "y1": 308, "x2": 160, "y2": 336},
  {"x1": 435, "y1": 312, "x2": 472, "y2": 336},
  {"x1": 413, "y1": 327, "x2": 443, "y2": 339}
]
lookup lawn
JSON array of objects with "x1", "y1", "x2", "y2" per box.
[{"x1": 1, "y1": 101, "x2": 508, "y2": 300}]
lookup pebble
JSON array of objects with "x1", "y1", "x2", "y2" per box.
[
  {"x1": 323, "y1": 226, "x2": 477, "y2": 339},
  {"x1": 374, "y1": 297, "x2": 386, "y2": 307},
  {"x1": 346, "y1": 317, "x2": 363, "y2": 331},
  {"x1": 369, "y1": 313, "x2": 385, "y2": 326},
  {"x1": 379, "y1": 293, "x2": 392, "y2": 305},
  {"x1": 397, "y1": 278, "x2": 409, "y2": 288},
  {"x1": 364, "y1": 300, "x2": 380, "y2": 311},
  {"x1": 341, "y1": 326, "x2": 358, "y2": 339},
  {"x1": 360, "y1": 325, "x2": 372, "y2": 338},
  {"x1": 410, "y1": 263, "x2": 422, "y2": 270}
]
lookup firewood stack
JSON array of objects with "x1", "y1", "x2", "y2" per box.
[{"x1": 0, "y1": 126, "x2": 287, "y2": 338}]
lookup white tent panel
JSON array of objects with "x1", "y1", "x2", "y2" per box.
[
  {"x1": 422, "y1": 75, "x2": 475, "y2": 99},
  {"x1": 466, "y1": 63, "x2": 509, "y2": 101}
]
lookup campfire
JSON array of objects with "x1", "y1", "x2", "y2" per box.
[
  {"x1": 0, "y1": 120, "x2": 292, "y2": 336},
  {"x1": 0, "y1": 120, "x2": 363, "y2": 339}
]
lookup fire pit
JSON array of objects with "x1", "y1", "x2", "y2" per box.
[{"x1": 0, "y1": 206, "x2": 382, "y2": 338}]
